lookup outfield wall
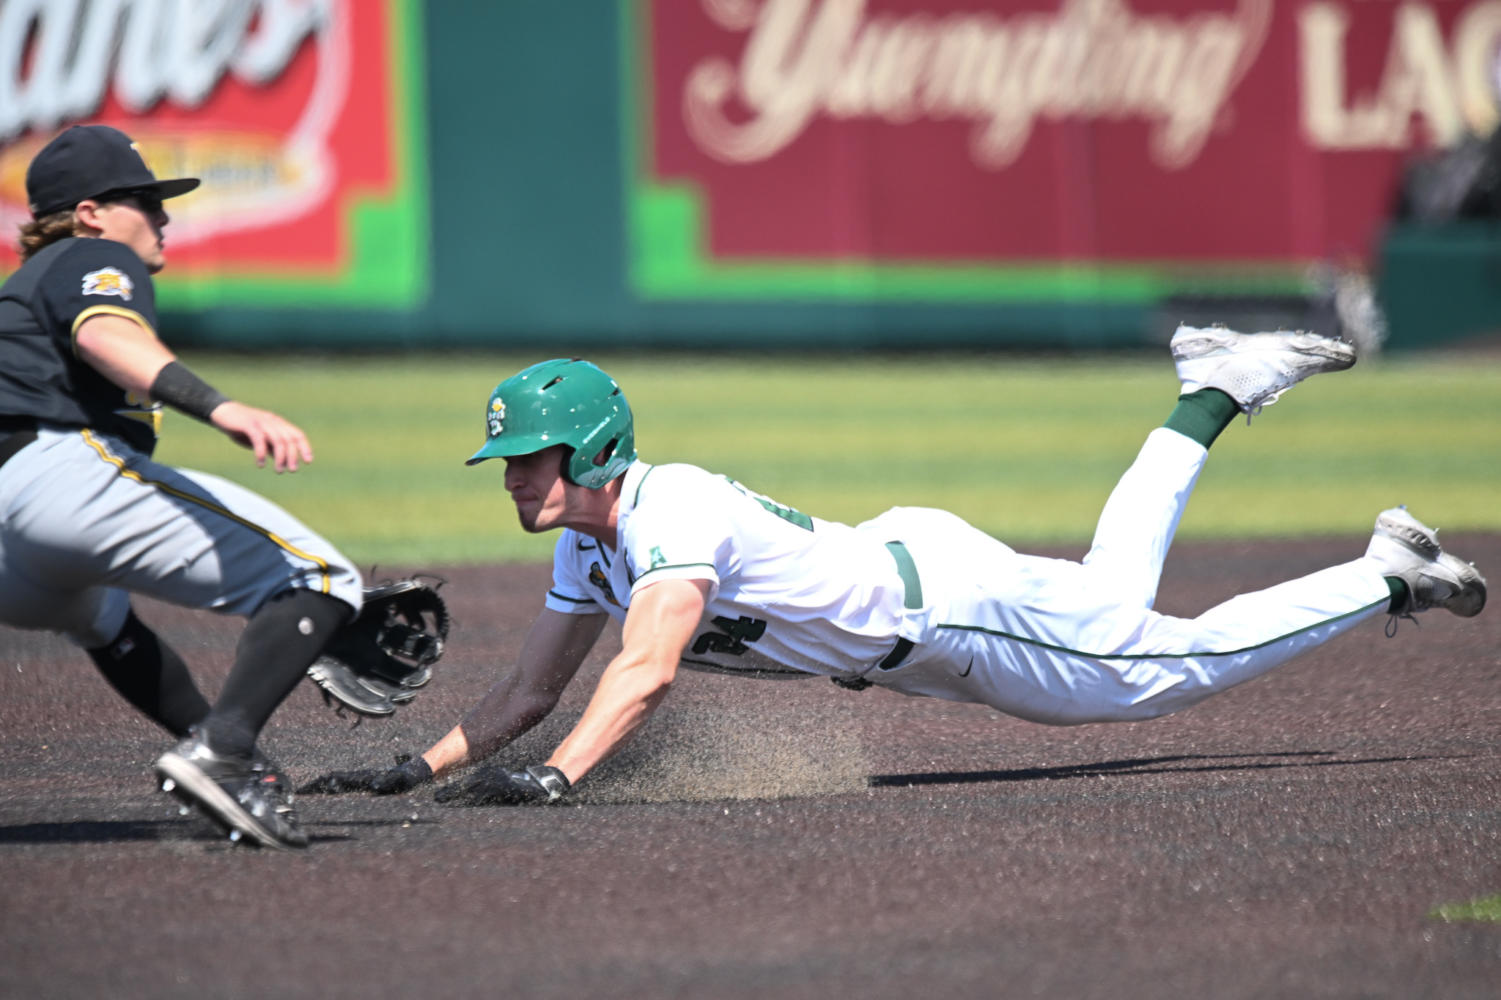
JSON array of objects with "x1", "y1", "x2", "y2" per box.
[{"x1": 1, "y1": 1, "x2": 1498, "y2": 351}]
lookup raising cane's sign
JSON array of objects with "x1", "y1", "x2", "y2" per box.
[
  {"x1": 632, "y1": 0, "x2": 1501, "y2": 301},
  {"x1": 0, "y1": 0, "x2": 426, "y2": 308}
]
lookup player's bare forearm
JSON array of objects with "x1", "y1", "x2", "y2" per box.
[
  {"x1": 544, "y1": 578, "x2": 707, "y2": 783},
  {"x1": 421, "y1": 681, "x2": 551, "y2": 778},
  {"x1": 74, "y1": 313, "x2": 312, "y2": 472},
  {"x1": 419, "y1": 725, "x2": 476, "y2": 779},
  {"x1": 74, "y1": 312, "x2": 175, "y2": 394},
  {"x1": 545, "y1": 654, "x2": 675, "y2": 782},
  {"x1": 439, "y1": 677, "x2": 559, "y2": 772},
  {"x1": 422, "y1": 608, "x2": 606, "y2": 779}
]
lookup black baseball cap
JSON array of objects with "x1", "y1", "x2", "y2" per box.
[{"x1": 25, "y1": 124, "x2": 200, "y2": 218}]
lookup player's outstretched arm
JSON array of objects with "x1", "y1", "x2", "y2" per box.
[
  {"x1": 302, "y1": 607, "x2": 606, "y2": 796},
  {"x1": 75, "y1": 313, "x2": 311, "y2": 473},
  {"x1": 75, "y1": 311, "x2": 177, "y2": 394},
  {"x1": 544, "y1": 577, "x2": 708, "y2": 784},
  {"x1": 432, "y1": 578, "x2": 706, "y2": 806},
  {"x1": 427, "y1": 608, "x2": 608, "y2": 776}
]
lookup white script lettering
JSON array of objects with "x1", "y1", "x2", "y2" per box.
[
  {"x1": 0, "y1": 0, "x2": 331, "y2": 144},
  {"x1": 683, "y1": 0, "x2": 1273, "y2": 171}
]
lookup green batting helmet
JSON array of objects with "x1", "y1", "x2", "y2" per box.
[{"x1": 465, "y1": 358, "x2": 636, "y2": 489}]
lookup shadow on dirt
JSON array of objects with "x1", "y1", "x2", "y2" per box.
[{"x1": 869, "y1": 750, "x2": 1471, "y2": 787}]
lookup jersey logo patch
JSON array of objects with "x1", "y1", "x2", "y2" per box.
[
  {"x1": 588, "y1": 562, "x2": 621, "y2": 607},
  {"x1": 82, "y1": 266, "x2": 133, "y2": 300}
]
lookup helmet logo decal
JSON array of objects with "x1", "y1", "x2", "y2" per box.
[{"x1": 468, "y1": 359, "x2": 635, "y2": 480}]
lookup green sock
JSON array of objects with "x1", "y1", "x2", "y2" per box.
[
  {"x1": 1163, "y1": 389, "x2": 1240, "y2": 448},
  {"x1": 1385, "y1": 577, "x2": 1410, "y2": 614}
]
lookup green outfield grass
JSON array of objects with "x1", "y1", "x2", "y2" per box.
[
  {"x1": 1431, "y1": 893, "x2": 1501, "y2": 922},
  {"x1": 153, "y1": 351, "x2": 1501, "y2": 566}
]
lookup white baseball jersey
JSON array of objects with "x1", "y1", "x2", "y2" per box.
[
  {"x1": 545, "y1": 461, "x2": 919, "y2": 681},
  {"x1": 544, "y1": 438, "x2": 1394, "y2": 726}
]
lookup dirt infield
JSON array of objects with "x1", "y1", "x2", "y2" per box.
[{"x1": 2, "y1": 537, "x2": 1498, "y2": 1000}]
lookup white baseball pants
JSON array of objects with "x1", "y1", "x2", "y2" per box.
[{"x1": 874, "y1": 428, "x2": 1392, "y2": 724}]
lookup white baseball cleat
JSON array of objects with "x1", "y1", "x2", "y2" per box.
[
  {"x1": 1365, "y1": 506, "x2": 1487, "y2": 618},
  {"x1": 1170, "y1": 324, "x2": 1357, "y2": 415}
]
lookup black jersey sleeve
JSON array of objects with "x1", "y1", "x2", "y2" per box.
[
  {"x1": 40, "y1": 238, "x2": 159, "y2": 342},
  {"x1": 33, "y1": 239, "x2": 163, "y2": 452}
]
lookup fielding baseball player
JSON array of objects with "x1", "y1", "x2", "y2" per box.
[
  {"x1": 0, "y1": 125, "x2": 369, "y2": 849},
  {"x1": 308, "y1": 341, "x2": 1486, "y2": 806}
]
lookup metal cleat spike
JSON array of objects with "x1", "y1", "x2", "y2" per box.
[
  {"x1": 228, "y1": 829, "x2": 242, "y2": 844},
  {"x1": 178, "y1": 805, "x2": 191, "y2": 816},
  {"x1": 161, "y1": 778, "x2": 176, "y2": 793}
]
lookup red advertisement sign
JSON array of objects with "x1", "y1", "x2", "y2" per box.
[
  {"x1": 0, "y1": 0, "x2": 426, "y2": 307},
  {"x1": 632, "y1": 0, "x2": 1501, "y2": 300}
]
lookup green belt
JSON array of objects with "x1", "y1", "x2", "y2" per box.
[{"x1": 877, "y1": 541, "x2": 922, "y2": 671}]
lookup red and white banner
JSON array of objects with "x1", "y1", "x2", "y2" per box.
[
  {"x1": 0, "y1": 0, "x2": 422, "y2": 303},
  {"x1": 642, "y1": 0, "x2": 1501, "y2": 266}
]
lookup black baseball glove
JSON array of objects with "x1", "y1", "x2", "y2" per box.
[
  {"x1": 433, "y1": 764, "x2": 571, "y2": 806},
  {"x1": 306, "y1": 577, "x2": 450, "y2": 718},
  {"x1": 299, "y1": 754, "x2": 433, "y2": 795}
]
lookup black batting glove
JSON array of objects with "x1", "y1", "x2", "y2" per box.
[
  {"x1": 299, "y1": 754, "x2": 433, "y2": 795},
  {"x1": 433, "y1": 764, "x2": 571, "y2": 806},
  {"x1": 370, "y1": 756, "x2": 434, "y2": 794}
]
